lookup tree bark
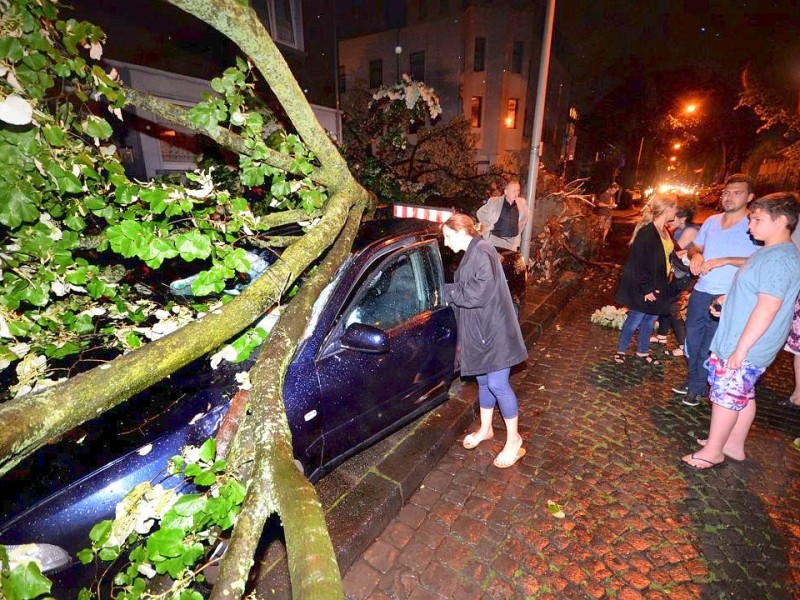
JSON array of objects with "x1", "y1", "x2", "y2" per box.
[{"x1": 209, "y1": 202, "x2": 362, "y2": 600}]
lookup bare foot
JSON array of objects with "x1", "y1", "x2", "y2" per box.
[
  {"x1": 493, "y1": 436, "x2": 524, "y2": 468},
  {"x1": 462, "y1": 430, "x2": 494, "y2": 450},
  {"x1": 696, "y1": 438, "x2": 745, "y2": 461},
  {"x1": 682, "y1": 451, "x2": 724, "y2": 469}
]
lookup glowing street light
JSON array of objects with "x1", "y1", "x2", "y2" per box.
[
  {"x1": 673, "y1": 142, "x2": 682, "y2": 150},
  {"x1": 670, "y1": 156, "x2": 677, "y2": 162},
  {"x1": 685, "y1": 103, "x2": 697, "y2": 114}
]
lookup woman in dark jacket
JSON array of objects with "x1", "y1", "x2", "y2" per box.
[
  {"x1": 613, "y1": 194, "x2": 678, "y2": 364},
  {"x1": 443, "y1": 214, "x2": 528, "y2": 468}
]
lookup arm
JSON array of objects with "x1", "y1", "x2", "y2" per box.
[
  {"x1": 444, "y1": 249, "x2": 497, "y2": 309},
  {"x1": 726, "y1": 293, "x2": 783, "y2": 369},
  {"x1": 686, "y1": 241, "x2": 705, "y2": 275},
  {"x1": 698, "y1": 256, "x2": 749, "y2": 276},
  {"x1": 517, "y1": 197, "x2": 528, "y2": 233},
  {"x1": 676, "y1": 227, "x2": 698, "y2": 250},
  {"x1": 476, "y1": 199, "x2": 497, "y2": 239}
]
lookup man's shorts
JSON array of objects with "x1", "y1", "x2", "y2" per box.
[{"x1": 706, "y1": 352, "x2": 766, "y2": 411}]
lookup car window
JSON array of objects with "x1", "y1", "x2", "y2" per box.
[{"x1": 345, "y1": 245, "x2": 441, "y2": 330}]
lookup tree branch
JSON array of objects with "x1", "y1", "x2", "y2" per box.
[
  {"x1": 122, "y1": 87, "x2": 335, "y2": 188},
  {"x1": 165, "y1": 0, "x2": 350, "y2": 191},
  {"x1": 209, "y1": 201, "x2": 362, "y2": 600}
]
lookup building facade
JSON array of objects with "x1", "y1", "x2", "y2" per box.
[
  {"x1": 338, "y1": 0, "x2": 574, "y2": 174},
  {"x1": 69, "y1": 0, "x2": 339, "y2": 179}
]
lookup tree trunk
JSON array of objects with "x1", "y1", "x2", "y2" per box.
[{"x1": 210, "y1": 203, "x2": 363, "y2": 600}]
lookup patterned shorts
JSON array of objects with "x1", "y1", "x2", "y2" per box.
[
  {"x1": 706, "y1": 353, "x2": 766, "y2": 411},
  {"x1": 784, "y1": 296, "x2": 800, "y2": 355}
]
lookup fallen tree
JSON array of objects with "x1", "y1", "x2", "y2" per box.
[{"x1": 0, "y1": 0, "x2": 372, "y2": 597}]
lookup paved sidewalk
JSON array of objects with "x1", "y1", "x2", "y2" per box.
[{"x1": 343, "y1": 260, "x2": 800, "y2": 598}]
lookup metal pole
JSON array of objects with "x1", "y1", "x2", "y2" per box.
[
  {"x1": 634, "y1": 135, "x2": 644, "y2": 184},
  {"x1": 521, "y1": 0, "x2": 556, "y2": 264}
]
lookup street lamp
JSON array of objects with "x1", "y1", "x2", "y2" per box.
[
  {"x1": 673, "y1": 142, "x2": 682, "y2": 150},
  {"x1": 685, "y1": 103, "x2": 697, "y2": 114}
]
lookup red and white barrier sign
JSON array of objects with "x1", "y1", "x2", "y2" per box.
[{"x1": 393, "y1": 203, "x2": 454, "y2": 223}]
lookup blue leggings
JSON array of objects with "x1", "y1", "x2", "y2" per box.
[{"x1": 476, "y1": 368, "x2": 518, "y2": 419}]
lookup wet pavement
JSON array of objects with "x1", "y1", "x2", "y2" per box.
[{"x1": 342, "y1": 224, "x2": 800, "y2": 599}]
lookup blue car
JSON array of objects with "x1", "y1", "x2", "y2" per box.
[{"x1": 0, "y1": 217, "x2": 525, "y2": 588}]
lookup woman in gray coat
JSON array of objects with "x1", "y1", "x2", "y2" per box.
[{"x1": 443, "y1": 214, "x2": 528, "y2": 468}]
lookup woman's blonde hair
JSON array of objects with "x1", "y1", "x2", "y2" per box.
[{"x1": 629, "y1": 193, "x2": 677, "y2": 245}]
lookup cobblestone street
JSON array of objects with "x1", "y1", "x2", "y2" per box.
[{"x1": 343, "y1": 230, "x2": 800, "y2": 599}]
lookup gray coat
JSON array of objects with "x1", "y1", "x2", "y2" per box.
[{"x1": 444, "y1": 237, "x2": 527, "y2": 376}]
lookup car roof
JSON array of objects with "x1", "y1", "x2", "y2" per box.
[{"x1": 352, "y1": 218, "x2": 440, "y2": 255}]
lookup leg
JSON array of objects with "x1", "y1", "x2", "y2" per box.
[
  {"x1": 484, "y1": 369, "x2": 524, "y2": 467},
  {"x1": 791, "y1": 354, "x2": 800, "y2": 405},
  {"x1": 463, "y1": 375, "x2": 496, "y2": 448},
  {"x1": 617, "y1": 310, "x2": 645, "y2": 355},
  {"x1": 656, "y1": 315, "x2": 669, "y2": 337},
  {"x1": 635, "y1": 313, "x2": 659, "y2": 356},
  {"x1": 683, "y1": 402, "x2": 736, "y2": 467},
  {"x1": 684, "y1": 291, "x2": 716, "y2": 395}
]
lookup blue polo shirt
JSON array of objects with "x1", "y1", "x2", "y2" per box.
[{"x1": 694, "y1": 214, "x2": 759, "y2": 295}]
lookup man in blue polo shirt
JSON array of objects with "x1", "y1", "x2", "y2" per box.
[{"x1": 674, "y1": 174, "x2": 760, "y2": 406}]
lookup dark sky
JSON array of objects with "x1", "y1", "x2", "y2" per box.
[{"x1": 555, "y1": 0, "x2": 800, "y2": 112}]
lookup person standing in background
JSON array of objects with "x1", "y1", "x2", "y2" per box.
[
  {"x1": 477, "y1": 180, "x2": 528, "y2": 251},
  {"x1": 596, "y1": 182, "x2": 619, "y2": 245},
  {"x1": 673, "y1": 174, "x2": 760, "y2": 407}
]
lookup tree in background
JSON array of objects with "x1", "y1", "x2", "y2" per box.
[
  {"x1": 342, "y1": 77, "x2": 508, "y2": 210},
  {"x1": 0, "y1": 0, "x2": 370, "y2": 597}
]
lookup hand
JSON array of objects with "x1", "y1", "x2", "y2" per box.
[
  {"x1": 644, "y1": 292, "x2": 657, "y2": 302},
  {"x1": 726, "y1": 348, "x2": 746, "y2": 370},
  {"x1": 699, "y1": 257, "x2": 726, "y2": 276},
  {"x1": 689, "y1": 253, "x2": 704, "y2": 275},
  {"x1": 709, "y1": 295, "x2": 726, "y2": 318}
]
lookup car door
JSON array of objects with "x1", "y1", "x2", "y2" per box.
[{"x1": 314, "y1": 241, "x2": 457, "y2": 464}]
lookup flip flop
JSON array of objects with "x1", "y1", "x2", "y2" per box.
[
  {"x1": 613, "y1": 352, "x2": 626, "y2": 364},
  {"x1": 682, "y1": 452, "x2": 724, "y2": 470},
  {"x1": 634, "y1": 353, "x2": 661, "y2": 366},
  {"x1": 695, "y1": 438, "x2": 744, "y2": 462},
  {"x1": 493, "y1": 446, "x2": 526, "y2": 469},
  {"x1": 462, "y1": 432, "x2": 493, "y2": 450}
]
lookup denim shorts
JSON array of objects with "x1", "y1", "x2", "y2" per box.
[{"x1": 707, "y1": 352, "x2": 765, "y2": 411}]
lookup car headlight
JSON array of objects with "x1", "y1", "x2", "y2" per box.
[{"x1": 6, "y1": 543, "x2": 72, "y2": 574}]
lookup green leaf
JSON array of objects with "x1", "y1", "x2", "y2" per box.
[
  {"x1": 42, "y1": 125, "x2": 67, "y2": 147},
  {"x1": 146, "y1": 528, "x2": 185, "y2": 560},
  {"x1": 98, "y1": 546, "x2": 119, "y2": 562},
  {"x1": 172, "y1": 493, "x2": 207, "y2": 517},
  {"x1": 0, "y1": 186, "x2": 39, "y2": 228},
  {"x1": 1, "y1": 561, "x2": 52, "y2": 600},
  {"x1": 76, "y1": 548, "x2": 94, "y2": 565},
  {"x1": 546, "y1": 500, "x2": 565, "y2": 519},
  {"x1": 199, "y1": 438, "x2": 216, "y2": 463},
  {"x1": 190, "y1": 269, "x2": 225, "y2": 297},
  {"x1": 83, "y1": 116, "x2": 113, "y2": 140},
  {"x1": 174, "y1": 231, "x2": 212, "y2": 261},
  {"x1": 192, "y1": 470, "x2": 216, "y2": 487},
  {"x1": 78, "y1": 588, "x2": 93, "y2": 600},
  {"x1": 89, "y1": 519, "x2": 113, "y2": 545}
]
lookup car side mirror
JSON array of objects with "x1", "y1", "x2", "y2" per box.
[{"x1": 340, "y1": 323, "x2": 389, "y2": 354}]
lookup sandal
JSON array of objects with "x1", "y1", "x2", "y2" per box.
[
  {"x1": 634, "y1": 353, "x2": 661, "y2": 365},
  {"x1": 665, "y1": 347, "x2": 684, "y2": 357},
  {"x1": 613, "y1": 352, "x2": 626, "y2": 364},
  {"x1": 649, "y1": 335, "x2": 668, "y2": 344}
]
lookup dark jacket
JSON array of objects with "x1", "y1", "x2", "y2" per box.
[
  {"x1": 444, "y1": 236, "x2": 527, "y2": 376},
  {"x1": 614, "y1": 222, "x2": 671, "y2": 315}
]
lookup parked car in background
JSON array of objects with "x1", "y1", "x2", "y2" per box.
[{"x1": 0, "y1": 217, "x2": 526, "y2": 591}]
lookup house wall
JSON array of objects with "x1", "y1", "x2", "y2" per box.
[{"x1": 338, "y1": 0, "x2": 572, "y2": 174}]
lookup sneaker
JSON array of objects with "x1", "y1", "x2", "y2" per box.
[
  {"x1": 671, "y1": 384, "x2": 688, "y2": 395},
  {"x1": 682, "y1": 393, "x2": 702, "y2": 407}
]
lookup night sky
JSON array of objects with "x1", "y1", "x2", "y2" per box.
[{"x1": 555, "y1": 0, "x2": 800, "y2": 112}]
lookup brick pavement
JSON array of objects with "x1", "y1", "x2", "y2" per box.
[{"x1": 343, "y1": 254, "x2": 800, "y2": 599}]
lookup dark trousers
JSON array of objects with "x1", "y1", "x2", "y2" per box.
[
  {"x1": 656, "y1": 296, "x2": 687, "y2": 346},
  {"x1": 684, "y1": 290, "x2": 719, "y2": 395}
]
